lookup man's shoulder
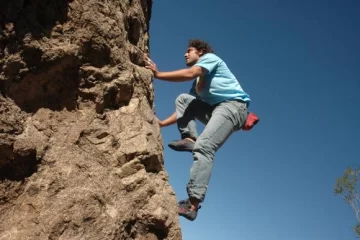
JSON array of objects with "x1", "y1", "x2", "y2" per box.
[{"x1": 201, "y1": 53, "x2": 221, "y2": 60}]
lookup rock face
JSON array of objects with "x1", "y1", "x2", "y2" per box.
[{"x1": 0, "y1": 1, "x2": 182, "y2": 239}]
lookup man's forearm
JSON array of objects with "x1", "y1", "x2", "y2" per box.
[
  {"x1": 159, "y1": 112, "x2": 177, "y2": 127},
  {"x1": 156, "y1": 68, "x2": 197, "y2": 82}
]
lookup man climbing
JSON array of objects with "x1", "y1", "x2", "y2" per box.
[{"x1": 145, "y1": 39, "x2": 257, "y2": 221}]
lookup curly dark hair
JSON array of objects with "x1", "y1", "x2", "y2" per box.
[{"x1": 188, "y1": 39, "x2": 214, "y2": 54}]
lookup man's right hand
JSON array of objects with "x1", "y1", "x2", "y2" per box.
[
  {"x1": 156, "y1": 112, "x2": 177, "y2": 128},
  {"x1": 145, "y1": 56, "x2": 159, "y2": 77}
]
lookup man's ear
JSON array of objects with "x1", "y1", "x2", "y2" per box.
[{"x1": 198, "y1": 49, "x2": 204, "y2": 56}]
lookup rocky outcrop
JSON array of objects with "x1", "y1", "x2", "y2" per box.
[{"x1": 0, "y1": 0, "x2": 181, "y2": 239}]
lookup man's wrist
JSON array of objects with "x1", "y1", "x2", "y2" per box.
[{"x1": 154, "y1": 71, "x2": 161, "y2": 78}]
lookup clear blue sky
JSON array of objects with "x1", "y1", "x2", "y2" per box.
[{"x1": 148, "y1": 1, "x2": 360, "y2": 239}]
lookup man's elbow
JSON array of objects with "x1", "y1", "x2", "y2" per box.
[{"x1": 188, "y1": 67, "x2": 202, "y2": 79}]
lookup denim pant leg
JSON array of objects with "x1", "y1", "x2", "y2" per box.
[
  {"x1": 186, "y1": 101, "x2": 248, "y2": 202},
  {"x1": 175, "y1": 93, "x2": 214, "y2": 140}
]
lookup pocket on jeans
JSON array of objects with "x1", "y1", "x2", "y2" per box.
[
  {"x1": 228, "y1": 101, "x2": 247, "y2": 129},
  {"x1": 229, "y1": 101, "x2": 246, "y2": 112}
]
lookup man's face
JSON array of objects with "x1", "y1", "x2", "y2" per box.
[{"x1": 184, "y1": 47, "x2": 203, "y2": 66}]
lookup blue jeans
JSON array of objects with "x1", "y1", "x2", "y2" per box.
[{"x1": 175, "y1": 93, "x2": 248, "y2": 202}]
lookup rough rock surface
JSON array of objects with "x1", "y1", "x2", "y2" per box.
[{"x1": 0, "y1": 0, "x2": 182, "y2": 239}]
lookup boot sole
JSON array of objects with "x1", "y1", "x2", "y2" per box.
[{"x1": 168, "y1": 144, "x2": 193, "y2": 152}]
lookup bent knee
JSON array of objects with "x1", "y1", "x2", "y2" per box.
[{"x1": 175, "y1": 93, "x2": 193, "y2": 106}]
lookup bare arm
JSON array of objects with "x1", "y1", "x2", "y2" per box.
[
  {"x1": 145, "y1": 57, "x2": 205, "y2": 82},
  {"x1": 154, "y1": 67, "x2": 203, "y2": 82},
  {"x1": 158, "y1": 112, "x2": 177, "y2": 127}
]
